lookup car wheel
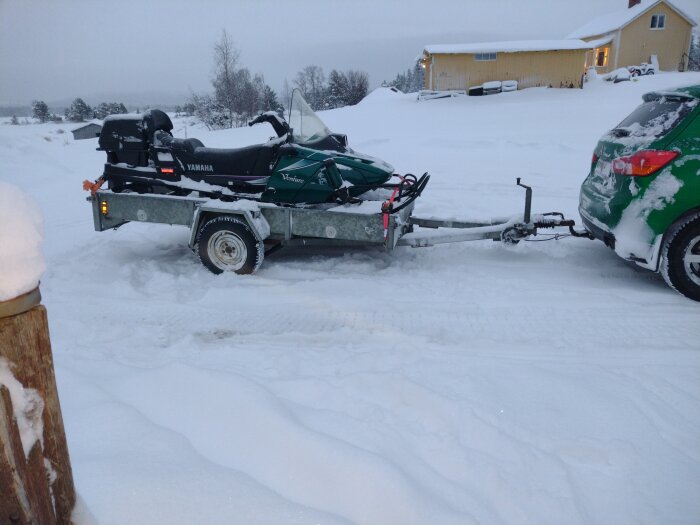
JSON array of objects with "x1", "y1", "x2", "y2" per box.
[
  {"x1": 630, "y1": 69, "x2": 640, "y2": 77},
  {"x1": 196, "y1": 216, "x2": 264, "y2": 275},
  {"x1": 646, "y1": 70, "x2": 655, "y2": 75},
  {"x1": 660, "y1": 216, "x2": 700, "y2": 302}
]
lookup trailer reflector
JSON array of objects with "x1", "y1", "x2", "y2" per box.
[{"x1": 101, "y1": 200, "x2": 108, "y2": 216}]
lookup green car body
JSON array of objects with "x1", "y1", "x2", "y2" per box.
[{"x1": 579, "y1": 85, "x2": 700, "y2": 301}]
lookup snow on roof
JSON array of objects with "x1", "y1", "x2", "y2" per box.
[
  {"x1": 72, "y1": 121, "x2": 102, "y2": 131},
  {"x1": 423, "y1": 39, "x2": 596, "y2": 55},
  {"x1": 567, "y1": 0, "x2": 696, "y2": 39}
]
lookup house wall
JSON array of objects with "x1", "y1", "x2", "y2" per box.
[
  {"x1": 617, "y1": 1, "x2": 693, "y2": 71},
  {"x1": 424, "y1": 49, "x2": 588, "y2": 91},
  {"x1": 72, "y1": 124, "x2": 102, "y2": 140}
]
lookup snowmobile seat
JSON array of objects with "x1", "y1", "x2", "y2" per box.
[
  {"x1": 168, "y1": 138, "x2": 204, "y2": 154},
  {"x1": 153, "y1": 129, "x2": 275, "y2": 177},
  {"x1": 184, "y1": 144, "x2": 275, "y2": 177}
]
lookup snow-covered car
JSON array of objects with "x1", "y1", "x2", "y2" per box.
[
  {"x1": 482, "y1": 81, "x2": 502, "y2": 95},
  {"x1": 579, "y1": 85, "x2": 700, "y2": 301},
  {"x1": 603, "y1": 68, "x2": 632, "y2": 83},
  {"x1": 628, "y1": 63, "x2": 656, "y2": 77},
  {"x1": 501, "y1": 80, "x2": 518, "y2": 92}
]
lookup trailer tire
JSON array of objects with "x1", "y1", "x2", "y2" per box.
[
  {"x1": 196, "y1": 216, "x2": 264, "y2": 275},
  {"x1": 659, "y1": 215, "x2": 700, "y2": 302}
]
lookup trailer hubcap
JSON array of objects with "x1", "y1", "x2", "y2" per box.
[
  {"x1": 208, "y1": 231, "x2": 247, "y2": 271},
  {"x1": 684, "y1": 234, "x2": 700, "y2": 286}
]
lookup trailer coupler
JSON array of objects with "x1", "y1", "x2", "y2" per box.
[{"x1": 533, "y1": 212, "x2": 595, "y2": 239}]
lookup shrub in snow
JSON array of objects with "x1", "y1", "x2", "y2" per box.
[{"x1": 0, "y1": 182, "x2": 45, "y2": 301}]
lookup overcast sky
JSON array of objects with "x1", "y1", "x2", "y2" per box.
[{"x1": 1, "y1": 0, "x2": 698, "y2": 105}]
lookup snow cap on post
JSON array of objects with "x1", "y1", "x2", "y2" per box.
[{"x1": 0, "y1": 182, "x2": 45, "y2": 302}]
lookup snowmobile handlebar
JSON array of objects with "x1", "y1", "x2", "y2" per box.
[{"x1": 247, "y1": 112, "x2": 290, "y2": 137}]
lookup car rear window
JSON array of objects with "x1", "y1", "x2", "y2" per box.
[{"x1": 612, "y1": 96, "x2": 698, "y2": 141}]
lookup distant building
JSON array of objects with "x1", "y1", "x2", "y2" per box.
[
  {"x1": 71, "y1": 122, "x2": 102, "y2": 140},
  {"x1": 420, "y1": 0, "x2": 697, "y2": 92},
  {"x1": 568, "y1": 0, "x2": 696, "y2": 73},
  {"x1": 420, "y1": 40, "x2": 594, "y2": 91}
]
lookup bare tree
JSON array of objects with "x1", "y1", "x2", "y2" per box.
[
  {"x1": 281, "y1": 78, "x2": 292, "y2": 109},
  {"x1": 294, "y1": 65, "x2": 326, "y2": 109},
  {"x1": 212, "y1": 29, "x2": 240, "y2": 127},
  {"x1": 345, "y1": 70, "x2": 369, "y2": 105}
]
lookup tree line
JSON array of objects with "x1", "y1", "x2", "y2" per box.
[
  {"x1": 24, "y1": 30, "x2": 427, "y2": 129},
  {"x1": 383, "y1": 63, "x2": 424, "y2": 93},
  {"x1": 30, "y1": 99, "x2": 129, "y2": 123},
  {"x1": 189, "y1": 30, "x2": 372, "y2": 130},
  {"x1": 187, "y1": 30, "x2": 283, "y2": 130}
]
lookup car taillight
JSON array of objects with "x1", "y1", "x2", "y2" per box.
[{"x1": 611, "y1": 150, "x2": 678, "y2": 177}]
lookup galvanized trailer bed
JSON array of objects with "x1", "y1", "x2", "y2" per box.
[{"x1": 88, "y1": 180, "x2": 584, "y2": 274}]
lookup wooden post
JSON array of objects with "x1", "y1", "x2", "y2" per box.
[{"x1": 0, "y1": 287, "x2": 76, "y2": 525}]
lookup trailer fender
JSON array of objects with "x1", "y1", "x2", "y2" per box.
[{"x1": 189, "y1": 202, "x2": 271, "y2": 250}]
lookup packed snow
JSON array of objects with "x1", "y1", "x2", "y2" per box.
[
  {"x1": 0, "y1": 181, "x2": 45, "y2": 301},
  {"x1": 1, "y1": 72, "x2": 699, "y2": 525}
]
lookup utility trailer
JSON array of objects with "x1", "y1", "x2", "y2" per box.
[{"x1": 88, "y1": 179, "x2": 588, "y2": 274}]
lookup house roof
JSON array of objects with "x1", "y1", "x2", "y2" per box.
[
  {"x1": 423, "y1": 39, "x2": 596, "y2": 55},
  {"x1": 72, "y1": 121, "x2": 102, "y2": 132},
  {"x1": 567, "y1": 0, "x2": 696, "y2": 40}
]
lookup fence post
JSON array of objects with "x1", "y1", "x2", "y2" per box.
[{"x1": 0, "y1": 287, "x2": 76, "y2": 525}]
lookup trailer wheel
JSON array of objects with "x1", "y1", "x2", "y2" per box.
[
  {"x1": 196, "y1": 216, "x2": 264, "y2": 275},
  {"x1": 660, "y1": 216, "x2": 700, "y2": 302}
]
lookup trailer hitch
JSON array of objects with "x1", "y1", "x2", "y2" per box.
[{"x1": 533, "y1": 212, "x2": 594, "y2": 239}]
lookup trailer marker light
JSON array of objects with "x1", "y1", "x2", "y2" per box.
[
  {"x1": 611, "y1": 150, "x2": 678, "y2": 177},
  {"x1": 101, "y1": 200, "x2": 108, "y2": 215}
]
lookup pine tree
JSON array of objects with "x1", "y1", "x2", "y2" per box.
[
  {"x1": 327, "y1": 70, "x2": 349, "y2": 108},
  {"x1": 31, "y1": 100, "x2": 50, "y2": 122},
  {"x1": 260, "y1": 84, "x2": 282, "y2": 113},
  {"x1": 65, "y1": 98, "x2": 93, "y2": 122},
  {"x1": 10, "y1": 115, "x2": 19, "y2": 125}
]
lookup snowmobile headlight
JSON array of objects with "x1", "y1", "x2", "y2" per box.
[{"x1": 100, "y1": 200, "x2": 108, "y2": 216}]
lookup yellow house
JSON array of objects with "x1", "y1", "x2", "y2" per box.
[
  {"x1": 421, "y1": 40, "x2": 594, "y2": 91},
  {"x1": 421, "y1": 0, "x2": 696, "y2": 92},
  {"x1": 568, "y1": 0, "x2": 696, "y2": 73}
]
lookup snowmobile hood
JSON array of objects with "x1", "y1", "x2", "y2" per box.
[{"x1": 333, "y1": 151, "x2": 394, "y2": 176}]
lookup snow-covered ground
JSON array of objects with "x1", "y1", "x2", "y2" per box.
[{"x1": 1, "y1": 74, "x2": 699, "y2": 525}]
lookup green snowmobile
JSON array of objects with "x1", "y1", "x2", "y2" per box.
[{"x1": 95, "y1": 89, "x2": 428, "y2": 207}]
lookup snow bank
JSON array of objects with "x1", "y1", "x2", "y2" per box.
[
  {"x1": 358, "y1": 87, "x2": 405, "y2": 105},
  {"x1": 0, "y1": 182, "x2": 45, "y2": 301},
  {"x1": 0, "y1": 358, "x2": 44, "y2": 456}
]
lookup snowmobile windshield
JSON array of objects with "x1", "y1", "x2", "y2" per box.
[{"x1": 288, "y1": 89, "x2": 331, "y2": 145}]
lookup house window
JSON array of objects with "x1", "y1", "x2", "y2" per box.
[
  {"x1": 596, "y1": 47, "x2": 609, "y2": 67},
  {"x1": 474, "y1": 53, "x2": 497, "y2": 61},
  {"x1": 650, "y1": 14, "x2": 665, "y2": 29}
]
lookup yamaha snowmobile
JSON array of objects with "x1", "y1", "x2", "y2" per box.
[{"x1": 93, "y1": 89, "x2": 428, "y2": 206}]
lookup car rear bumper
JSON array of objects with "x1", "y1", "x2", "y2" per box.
[{"x1": 579, "y1": 207, "x2": 615, "y2": 249}]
